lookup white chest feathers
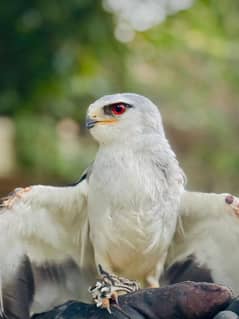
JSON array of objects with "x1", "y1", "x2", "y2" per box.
[{"x1": 87, "y1": 143, "x2": 184, "y2": 280}]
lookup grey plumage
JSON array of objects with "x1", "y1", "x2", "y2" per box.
[{"x1": 1, "y1": 256, "x2": 34, "y2": 319}]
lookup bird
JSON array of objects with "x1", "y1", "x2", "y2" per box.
[
  {"x1": 0, "y1": 93, "x2": 185, "y2": 317},
  {"x1": 0, "y1": 93, "x2": 238, "y2": 319}
]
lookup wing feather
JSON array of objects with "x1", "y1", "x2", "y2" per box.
[
  {"x1": 165, "y1": 190, "x2": 239, "y2": 293},
  {"x1": 0, "y1": 168, "x2": 95, "y2": 318}
]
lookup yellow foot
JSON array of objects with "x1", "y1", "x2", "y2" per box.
[
  {"x1": 89, "y1": 265, "x2": 140, "y2": 313},
  {"x1": 1, "y1": 187, "x2": 32, "y2": 209}
]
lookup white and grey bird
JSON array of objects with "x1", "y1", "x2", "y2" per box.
[
  {"x1": 0, "y1": 93, "x2": 239, "y2": 319},
  {"x1": 0, "y1": 93, "x2": 185, "y2": 317}
]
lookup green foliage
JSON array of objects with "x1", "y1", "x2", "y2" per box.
[
  {"x1": 0, "y1": 0, "x2": 238, "y2": 192},
  {"x1": 0, "y1": 0, "x2": 125, "y2": 116}
]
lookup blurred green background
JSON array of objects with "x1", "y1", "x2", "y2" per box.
[{"x1": 0, "y1": 0, "x2": 238, "y2": 196}]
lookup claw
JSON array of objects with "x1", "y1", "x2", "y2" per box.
[
  {"x1": 101, "y1": 298, "x2": 112, "y2": 314},
  {"x1": 89, "y1": 265, "x2": 140, "y2": 314},
  {"x1": 111, "y1": 291, "x2": 119, "y2": 305}
]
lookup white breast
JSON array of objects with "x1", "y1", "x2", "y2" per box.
[{"x1": 87, "y1": 143, "x2": 184, "y2": 281}]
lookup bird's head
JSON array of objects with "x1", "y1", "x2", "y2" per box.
[{"x1": 86, "y1": 93, "x2": 165, "y2": 145}]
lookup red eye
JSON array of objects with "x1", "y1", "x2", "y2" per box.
[{"x1": 111, "y1": 104, "x2": 126, "y2": 116}]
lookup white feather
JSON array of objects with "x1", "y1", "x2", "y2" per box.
[{"x1": 167, "y1": 191, "x2": 239, "y2": 293}]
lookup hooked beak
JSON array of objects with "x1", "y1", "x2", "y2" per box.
[
  {"x1": 86, "y1": 116, "x2": 118, "y2": 129},
  {"x1": 86, "y1": 117, "x2": 97, "y2": 129}
]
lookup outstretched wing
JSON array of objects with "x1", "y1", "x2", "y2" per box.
[
  {"x1": 0, "y1": 167, "x2": 95, "y2": 319},
  {"x1": 164, "y1": 190, "x2": 239, "y2": 293}
]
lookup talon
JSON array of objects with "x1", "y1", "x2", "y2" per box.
[
  {"x1": 101, "y1": 298, "x2": 111, "y2": 313},
  {"x1": 111, "y1": 291, "x2": 119, "y2": 305},
  {"x1": 89, "y1": 265, "x2": 140, "y2": 313}
]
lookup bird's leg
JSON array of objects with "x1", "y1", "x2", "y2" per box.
[
  {"x1": 146, "y1": 271, "x2": 160, "y2": 288},
  {"x1": 148, "y1": 282, "x2": 160, "y2": 288},
  {"x1": 89, "y1": 265, "x2": 140, "y2": 313},
  {"x1": 1, "y1": 187, "x2": 32, "y2": 209},
  {"x1": 146, "y1": 252, "x2": 167, "y2": 288}
]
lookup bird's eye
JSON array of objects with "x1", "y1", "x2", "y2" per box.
[
  {"x1": 103, "y1": 102, "x2": 132, "y2": 116},
  {"x1": 111, "y1": 104, "x2": 127, "y2": 116}
]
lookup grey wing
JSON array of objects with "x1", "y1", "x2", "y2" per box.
[
  {"x1": 163, "y1": 190, "x2": 239, "y2": 293},
  {"x1": 0, "y1": 166, "x2": 96, "y2": 319},
  {"x1": 31, "y1": 259, "x2": 97, "y2": 314}
]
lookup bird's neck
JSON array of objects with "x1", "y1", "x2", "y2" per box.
[
  {"x1": 96, "y1": 132, "x2": 182, "y2": 184},
  {"x1": 98, "y1": 132, "x2": 169, "y2": 153}
]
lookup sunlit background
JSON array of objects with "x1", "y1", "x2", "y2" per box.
[{"x1": 0, "y1": 0, "x2": 239, "y2": 196}]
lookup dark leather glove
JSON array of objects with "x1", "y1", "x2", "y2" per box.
[{"x1": 32, "y1": 281, "x2": 232, "y2": 319}]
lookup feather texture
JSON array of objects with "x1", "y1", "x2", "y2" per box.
[
  {"x1": 166, "y1": 191, "x2": 239, "y2": 294},
  {"x1": 0, "y1": 93, "x2": 238, "y2": 318}
]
